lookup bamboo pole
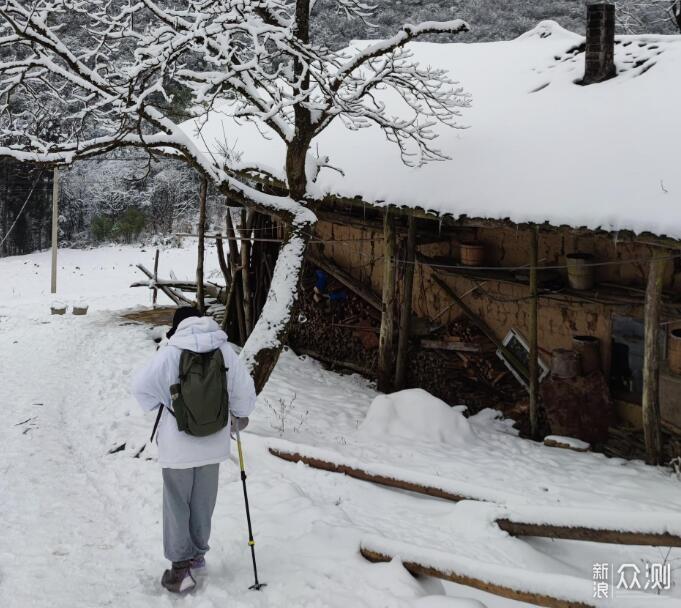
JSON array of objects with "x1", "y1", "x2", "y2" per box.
[
  {"x1": 241, "y1": 209, "x2": 255, "y2": 335},
  {"x1": 395, "y1": 214, "x2": 416, "y2": 390},
  {"x1": 378, "y1": 209, "x2": 397, "y2": 392},
  {"x1": 226, "y1": 210, "x2": 246, "y2": 344},
  {"x1": 50, "y1": 166, "x2": 59, "y2": 294},
  {"x1": 642, "y1": 252, "x2": 665, "y2": 465},
  {"x1": 196, "y1": 176, "x2": 208, "y2": 313},
  {"x1": 529, "y1": 225, "x2": 539, "y2": 439}
]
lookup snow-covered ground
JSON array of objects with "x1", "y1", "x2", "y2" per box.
[{"x1": 2, "y1": 243, "x2": 681, "y2": 607}]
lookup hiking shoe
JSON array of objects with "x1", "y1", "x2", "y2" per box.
[
  {"x1": 190, "y1": 555, "x2": 206, "y2": 570},
  {"x1": 161, "y1": 561, "x2": 196, "y2": 594}
]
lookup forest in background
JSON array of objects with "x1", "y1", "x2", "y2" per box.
[{"x1": 1, "y1": 0, "x2": 677, "y2": 256}]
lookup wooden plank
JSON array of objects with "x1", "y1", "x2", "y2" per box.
[
  {"x1": 360, "y1": 547, "x2": 594, "y2": 608},
  {"x1": 420, "y1": 339, "x2": 484, "y2": 353},
  {"x1": 643, "y1": 253, "x2": 665, "y2": 465},
  {"x1": 270, "y1": 447, "x2": 681, "y2": 547},
  {"x1": 432, "y1": 274, "x2": 530, "y2": 382},
  {"x1": 305, "y1": 250, "x2": 382, "y2": 312},
  {"x1": 134, "y1": 264, "x2": 191, "y2": 305},
  {"x1": 292, "y1": 348, "x2": 374, "y2": 377},
  {"x1": 269, "y1": 448, "x2": 469, "y2": 501},
  {"x1": 497, "y1": 519, "x2": 681, "y2": 547}
]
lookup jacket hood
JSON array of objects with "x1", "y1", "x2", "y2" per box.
[{"x1": 168, "y1": 316, "x2": 228, "y2": 353}]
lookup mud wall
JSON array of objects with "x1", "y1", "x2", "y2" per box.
[{"x1": 312, "y1": 220, "x2": 681, "y2": 378}]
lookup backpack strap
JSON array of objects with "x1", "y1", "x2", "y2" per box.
[{"x1": 149, "y1": 404, "x2": 176, "y2": 443}]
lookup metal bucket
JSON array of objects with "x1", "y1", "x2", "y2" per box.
[
  {"x1": 551, "y1": 348, "x2": 581, "y2": 379},
  {"x1": 573, "y1": 335, "x2": 601, "y2": 374},
  {"x1": 566, "y1": 253, "x2": 595, "y2": 290}
]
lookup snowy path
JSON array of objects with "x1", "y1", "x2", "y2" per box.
[{"x1": 2, "y1": 244, "x2": 681, "y2": 607}]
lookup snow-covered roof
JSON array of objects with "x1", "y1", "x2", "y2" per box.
[{"x1": 187, "y1": 21, "x2": 681, "y2": 239}]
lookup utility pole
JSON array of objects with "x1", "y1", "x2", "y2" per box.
[{"x1": 50, "y1": 166, "x2": 59, "y2": 294}]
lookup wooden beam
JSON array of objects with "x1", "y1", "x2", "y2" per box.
[
  {"x1": 497, "y1": 519, "x2": 681, "y2": 547},
  {"x1": 196, "y1": 176, "x2": 208, "y2": 313},
  {"x1": 152, "y1": 248, "x2": 160, "y2": 307},
  {"x1": 378, "y1": 209, "x2": 397, "y2": 392},
  {"x1": 529, "y1": 225, "x2": 539, "y2": 439},
  {"x1": 134, "y1": 265, "x2": 191, "y2": 306},
  {"x1": 270, "y1": 448, "x2": 681, "y2": 547},
  {"x1": 305, "y1": 250, "x2": 382, "y2": 312},
  {"x1": 269, "y1": 448, "x2": 469, "y2": 501},
  {"x1": 360, "y1": 547, "x2": 594, "y2": 608},
  {"x1": 395, "y1": 214, "x2": 416, "y2": 390},
  {"x1": 642, "y1": 252, "x2": 666, "y2": 465},
  {"x1": 431, "y1": 274, "x2": 530, "y2": 381},
  {"x1": 292, "y1": 348, "x2": 374, "y2": 377}
]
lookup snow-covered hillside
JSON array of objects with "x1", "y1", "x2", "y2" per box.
[{"x1": 1, "y1": 243, "x2": 680, "y2": 607}]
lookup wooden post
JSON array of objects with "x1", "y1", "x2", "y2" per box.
[
  {"x1": 642, "y1": 252, "x2": 665, "y2": 465},
  {"x1": 378, "y1": 208, "x2": 396, "y2": 393},
  {"x1": 196, "y1": 176, "x2": 208, "y2": 313},
  {"x1": 152, "y1": 248, "x2": 160, "y2": 306},
  {"x1": 50, "y1": 166, "x2": 59, "y2": 294},
  {"x1": 241, "y1": 209, "x2": 255, "y2": 334},
  {"x1": 395, "y1": 214, "x2": 416, "y2": 390},
  {"x1": 226, "y1": 210, "x2": 246, "y2": 344},
  {"x1": 528, "y1": 225, "x2": 539, "y2": 439}
]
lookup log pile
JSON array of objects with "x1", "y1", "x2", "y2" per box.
[{"x1": 289, "y1": 266, "x2": 525, "y2": 414}]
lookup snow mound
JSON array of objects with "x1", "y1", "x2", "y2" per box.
[{"x1": 358, "y1": 389, "x2": 475, "y2": 445}]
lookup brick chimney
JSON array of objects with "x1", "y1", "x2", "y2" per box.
[{"x1": 583, "y1": 2, "x2": 616, "y2": 84}]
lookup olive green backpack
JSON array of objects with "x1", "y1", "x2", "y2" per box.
[{"x1": 150, "y1": 349, "x2": 229, "y2": 441}]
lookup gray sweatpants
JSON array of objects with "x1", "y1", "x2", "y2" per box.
[{"x1": 162, "y1": 464, "x2": 219, "y2": 564}]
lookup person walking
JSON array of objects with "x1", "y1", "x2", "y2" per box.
[{"x1": 132, "y1": 307, "x2": 256, "y2": 593}]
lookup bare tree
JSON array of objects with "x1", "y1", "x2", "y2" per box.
[
  {"x1": 616, "y1": 0, "x2": 681, "y2": 33},
  {"x1": 0, "y1": 0, "x2": 470, "y2": 391}
]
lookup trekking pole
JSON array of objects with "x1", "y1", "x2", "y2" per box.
[{"x1": 234, "y1": 418, "x2": 266, "y2": 590}]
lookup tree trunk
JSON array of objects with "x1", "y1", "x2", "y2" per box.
[
  {"x1": 528, "y1": 225, "x2": 539, "y2": 439},
  {"x1": 378, "y1": 209, "x2": 397, "y2": 393},
  {"x1": 395, "y1": 214, "x2": 416, "y2": 390},
  {"x1": 642, "y1": 252, "x2": 665, "y2": 465},
  {"x1": 196, "y1": 176, "x2": 208, "y2": 313}
]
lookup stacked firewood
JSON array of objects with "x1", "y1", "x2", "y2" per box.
[{"x1": 289, "y1": 266, "x2": 525, "y2": 415}]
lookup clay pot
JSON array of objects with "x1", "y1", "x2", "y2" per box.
[
  {"x1": 73, "y1": 305, "x2": 89, "y2": 316},
  {"x1": 460, "y1": 242, "x2": 485, "y2": 267},
  {"x1": 573, "y1": 335, "x2": 601, "y2": 374},
  {"x1": 566, "y1": 253, "x2": 595, "y2": 291}
]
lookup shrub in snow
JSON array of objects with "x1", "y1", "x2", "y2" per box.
[{"x1": 358, "y1": 388, "x2": 475, "y2": 445}]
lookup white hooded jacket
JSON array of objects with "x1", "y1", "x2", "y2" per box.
[{"x1": 131, "y1": 316, "x2": 257, "y2": 469}]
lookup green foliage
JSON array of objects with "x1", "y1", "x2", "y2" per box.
[
  {"x1": 91, "y1": 208, "x2": 146, "y2": 243},
  {"x1": 91, "y1": 215, "x2": 114, "y2": 242},
  {"x1": 111, "y1": 207, "x2": 146, "y2": 243}
]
